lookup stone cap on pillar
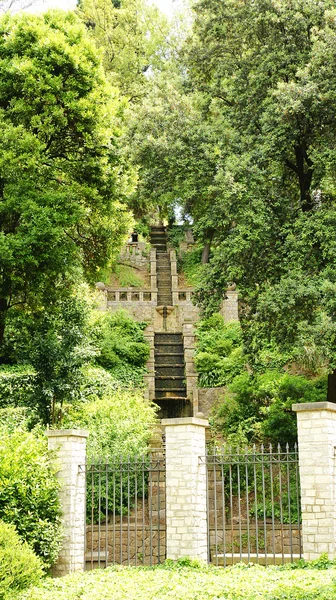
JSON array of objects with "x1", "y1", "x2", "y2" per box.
[
  {"x1": 292, "y1": 401, "x2": 336, "y2": 413},
  {"x1": 46, "y1": 429, "x2": 89, "y2": 438},
  {"x1": 161, "y1": 417, "x2": 209, "y2": 427}
]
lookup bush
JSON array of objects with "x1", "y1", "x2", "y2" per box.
[
  {"x1": 195, "y1": 316, "x2": 244, "y2": 387},
  {"x1": 0, "y1": 431, "x2": 62, "y2": 568},
  {"x1": 62, "y1": 389, "x2": 158, "y2": 521},
  {"x1": 90, "y1": 310, "x2": 150, "y2": 371},
  {"x1": 63, "y1": 389, "x2": 157, "y2": 460},
  {"x1": 0, "y1": 365, "x2": 36, "y2": 409},
  {"x1": 0, "y1": 521, "x2": 43, "y2": 599},
  {"x1": 211, "y1": 371, "x2": 327, "y2": 445}
]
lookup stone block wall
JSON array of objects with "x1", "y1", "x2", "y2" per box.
[
  {"x1": 163, "y1": 417, "x2": 209, "y2": 561},
  {"x1": 293, "y1": 401, "x2": 336, "y2": 560},
  {"x1": 46, "y1": 430, "x2": 88, "y2": 577}
]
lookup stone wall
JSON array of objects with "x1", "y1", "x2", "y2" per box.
[
  {"x1": 221, "y1": 291, "x2": 239, "y2": 322},
  {"x1": 198, "y1": 387, "x2": 227, "y2": 418},
  {"x1": 47, "y1": 430, "x2": 88, "y2": 576}
]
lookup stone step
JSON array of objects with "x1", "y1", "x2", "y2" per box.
[
  {"x1": 155, "y1": 333, "x2": 183, "y2": 342},
  {"x1": 155, "y1": 346, "x2": 184, "y2": 355},
  {"x1": 155, "y1": 387, "x2": 187, "y2": 400},
  {"x1": 155, "y1": 354, "x2": 184, "y2": 365},
  {"x1": 156, "y1": 367, "x2": 185, "y2": 377}
]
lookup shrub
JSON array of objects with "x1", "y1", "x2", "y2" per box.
[
  {"x1": 90, "y1": 310, "x2": 150, "y2": 371},
  {"x1": 0, "y1": 365, "x2": 36, "y2": 409},
  {"x1": 0, "y1": 431, "x2": 62, "y2": 568},
  {"x1": 211, "y1": 371, "x2": 327, "y2": 445},
  {"x1": 62, "y1": 389, "x2": 158, "y2": 521},
  {"x1": 195, "y1": 316, "x2": 244, "y2": 387},
  {"x1": 0, "y1": 521, "x2": 43, "y2": 599},
  {"x1": 63, "y1": 389, "x2": 157, "y2": 459}
]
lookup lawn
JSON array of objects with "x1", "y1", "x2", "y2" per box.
[{"x1": 16, "y1": 558, "x2": 336, "y2": 600}]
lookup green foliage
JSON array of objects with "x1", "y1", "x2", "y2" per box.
[
  {"x1": 91, "y1": 310, "x2": 149, "y2": 371},
  {"x1": 212, "y1": 372, "x2": 327, "y2": 445},
  {"x1": 180, "y1": 248, "x2": 204, "y2": 287},
  {"x1": 0, "y1": 9, "x2": 132, "y2": 351},
  {"x1": 0, "y1": 521, "x2": 43, "y2": 599},
  {"x1": 0, "y1": 365, "x2": 36, "y2": 409},
  {"x1": 14, "y1": 560, "x2": 336, "y2": 600},
  {"x1": 113, "y1": 264, "x2": 145, "y2": 288},
  {"x1": 62, "y1": 389, "x2": 157, "y2": 521},
  {"x1": 195, "y1": 316, "x2": 244, "y2": 387},
  {"x1": 0, "y1": 431, "x2": 62, "y2": 568},
  {"x1": 63, "y1": 389, "x2": 157, "y2": 460}
]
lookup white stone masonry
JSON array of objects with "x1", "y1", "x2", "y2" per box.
[
  {"x1": 293, "y1": 402, "x2": 336, "y2": 560},
  {"x1": 162, "y1": 417, "x2": 209, "y2": 561},
  {"x1": 46, "y1": 429, "x2": 89, "y2": 576}
]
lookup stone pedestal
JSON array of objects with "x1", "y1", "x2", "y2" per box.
[
  {"x1": 293, "y1": 402, "x2": 336, "y2": 560},
  {"x1": 46, "y1": 429, "x2": 89, "y2": 576},
  {"x1": 162, "y1": 417, "x2": 209, "y2": 561}
]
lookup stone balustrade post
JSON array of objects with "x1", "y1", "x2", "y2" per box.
[
  {"x1": 162, "y1": 417, "x2": 209, "y2": 561},
  {"x1": 46, "y1": 430, "x2": 89, "y2": 576},
  {"x1": 293, "y1": 402, "x2": 336, "y2": 560}
]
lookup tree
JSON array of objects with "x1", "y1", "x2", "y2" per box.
[
  {"x1": 78, "y1": 0, "x2": 169, "y2": 101},
  {"x1": 183, "y1": 0, "x2": 336, "y2": 394},
  {"x1": 0, "y1": 10, "x2": 132, "y2": 350}
]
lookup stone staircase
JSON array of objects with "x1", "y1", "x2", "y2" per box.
[
  {"x1": 149, "y1": 225, "x2": 191, "y2": 418},
  {"x1": 154, "y1": 332, "x2": 189, "y2": 418},
  {"x1": 150, "y1": 226, "x2": 172, "y2": 307}
]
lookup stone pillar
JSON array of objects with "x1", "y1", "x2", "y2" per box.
[
  {"x1": 293, "y1": 402, "x2": 336, "y2": 560},
  {"x1": 221, "y1": 290, "x2": 239, "y2": 322},
  {"x1": 182, "y1": 321, "x2": 198, "y2": 415},
  {"x1": 144, "y1": 324, "x2": 155, "y2": 401},
  {"x1": 162, "y1": 417, "x2": 209, "y2": 561},
  {"x1": 46, "y1": 429, "x2": 89, "y2": 576}
]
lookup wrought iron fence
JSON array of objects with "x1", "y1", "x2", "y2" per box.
[
  {"x1": 204, "y1": 444, "x2": 302, "y2": 566},
  {"x1": 80, "y1": 455, "x2": 166, "y2": 569}
]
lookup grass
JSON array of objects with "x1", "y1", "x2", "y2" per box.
[{"x1": 16, "y1": 558, "x2": 336, "y2": 600}]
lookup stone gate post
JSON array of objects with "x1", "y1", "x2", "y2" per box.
[
  {"x1": 162, "y1": 417, "x2": 209, "y2": 561},
  {"x1": 293, "y1": 402, "x2": 336, "y2": 560},
  {"x1": 46, "y1": 429, "x2": 89, "y2": 576}
]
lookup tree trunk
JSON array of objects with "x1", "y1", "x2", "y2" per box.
[
  {"x1": 0, "y1": 297, "x2": 8, "y2": 349},
  {"x1": 201, "y1": 242, "x2": 211, "y2": 264},
  {"x1": 327, "y1": 369, "x2": 336, "y2": 403}
]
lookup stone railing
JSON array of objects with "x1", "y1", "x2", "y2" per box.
[
  {"x1": 106, "y1": 289, "x2": 157, "y2": 304},
  {"x1": 119, "y1": 242, "x2": 149, "y2": 267}
]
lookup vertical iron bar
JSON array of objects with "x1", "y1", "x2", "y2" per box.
[
  {"x1": 237, "y1": 447, "x2": 242, "y2": 561},
  {"x1": 286, "y1": 443, "x2": 293, "y2": 562},
  {"x1": 142, "y1": 456, "x2": 145, "y2": 565},
  {"x1": 157, "y1": 459, "x2": 161, "y2": 564},
  {"x1": 135, "y1": 457, "x2": 138, "y2": 567},
  {"x1": 269, "y1": 445, "x2": 276, "y2": 564},
  {"x1": 221, "y1": 451, "x2": 226, "y2": 568},
  {"x1": 149, "y1": 454, "x2": 153, "y2": 566},
  {"x1": 245, "y1": 448, "x2": 250, "y2": 563},
  {"x1": 229, "y1": 448, "x2": 234, "y2": 562},
  {"x1": 120, "y1": 456, "x2": 123, "y2": 565},
  {"x1": 105, "y1": 460, "x2": 108, "y2": 568},
  {"x1": 91, "y1": 465, "x2": 94, "y2": 570},
  {"x1": 277, "y1": 444, "x2": 284, "y2": 565},
  {"x1": 213, "y1": 448, "x2": 218, "y2": 566},
  {"x1": 98, "y1": 461, "x2": 101, "y2": 568},
  {"x1": 84, "y1": 465, "x2": 87, "y2": 573},
  {"x1": 253, "y1": 445, "x2": 259, "y2": 562},
  {"x1": 206, "y1": 453, "x2": 210, "y2": 564},
  {"x1": 127, "y1": 457, "x2": 130, "y2": 566},
  {"x1": 294, "y1": 443, "x2": 302, "y2": 558},
  {"x1": 261, "y1": 445, "x2": 267, "y2": 566},
  {"x1": 113, "y1": 466, "x2": 116, "y2": 565}
]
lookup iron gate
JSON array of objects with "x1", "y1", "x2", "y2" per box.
[
  {"x1": 82, "y1": 454, "x2": 166, "y2": 569},
  {"x1": 205, "y1": 444, "x2": 302, "y2": 566}
]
